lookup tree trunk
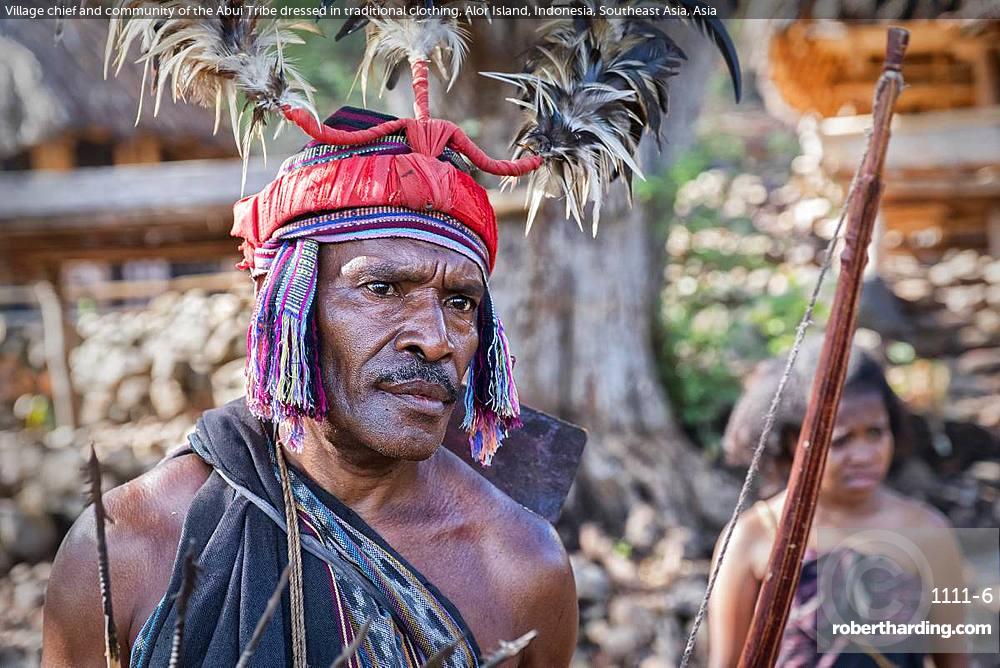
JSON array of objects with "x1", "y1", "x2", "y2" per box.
[{"x1": 393, "y1": 20, "x2": 739, "y2": 538}]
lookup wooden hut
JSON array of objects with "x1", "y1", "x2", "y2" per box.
[
  {"x1": 0, "y1": 18, "x2": 235, "y2": 171},
  {"x1": 765, "y1": 18, "x2": 1000, "y2": 434},
  {"x1": 766, "y1": 19, "x2": 1000, "y2": 260},
  {"x1": 0, "y1": 18, "x2": 275, "y2": 427},
  {"x1": 0, "y1": 18, "x2": 269, "y2": 287}
]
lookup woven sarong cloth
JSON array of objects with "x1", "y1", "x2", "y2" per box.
[{"x1": 130, "y1": 400, "x2": 480, "y2": 667}]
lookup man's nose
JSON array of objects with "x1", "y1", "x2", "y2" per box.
[{"x1": 395, "y1": 295, "x2": 453, "y2": 363}]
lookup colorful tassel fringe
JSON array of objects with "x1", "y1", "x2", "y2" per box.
[
  {"x1": 462, "y1": 290, "x2": 521, "y2": 466},
  {"x1": 246, "y1": 238, "x2": 327, "y2": 452}
]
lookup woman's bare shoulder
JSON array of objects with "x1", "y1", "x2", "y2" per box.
[
  {"x1": 708, "y1": 494, "x2": 782, "y2": 583},
  {"x1": 881, "y1": 487, "x2": 952, "y2": 528},
  {"x1": 741, "y1": 493, "x2": 787, "y2": 543}
]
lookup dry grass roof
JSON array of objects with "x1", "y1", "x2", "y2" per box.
[{"x1": 0, "y1": 18, "x2": 231, "y2": 159}]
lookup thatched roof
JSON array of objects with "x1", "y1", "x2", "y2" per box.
[{"x1": 0, "y1": 18, "x2": 231, "y2": 159}]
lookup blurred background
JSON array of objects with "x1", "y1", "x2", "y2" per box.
[{"x1": 1, "y1": 9, "x2": 998, "y2": 667}]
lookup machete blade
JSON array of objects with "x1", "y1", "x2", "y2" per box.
[{"x1": 444, "y1": 402, "x2": 587, "y2": 523}]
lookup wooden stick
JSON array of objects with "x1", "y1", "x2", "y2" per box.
[
  {"x1": 87, "y1": 445, "x2": 121, "y2": 668},
  {"x1": 168, "y1": 543, "x2": 198, "y2": 668},
  {"x1": 481, "y1": 630, "x2": 538, "y2": 668},
  {"x1": 737, "y1": 27, "x2": 909, "y2": 668},
  {"x1": 329, "y1": 617, "x2": 373, "y2": 668},
  {"x1": 34, "y1": 281, "x2": 75, "y2": 429},
  {"x1": 418, "y1": 641, "x2": 457, "y2": 668}
]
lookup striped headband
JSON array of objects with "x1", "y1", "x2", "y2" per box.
[
  {"x1": 251, "y1": 207, "x2": 490, "y2": 279},
  {"x1": 232, "y1": 107, "x2": 499, "y2": 275}
]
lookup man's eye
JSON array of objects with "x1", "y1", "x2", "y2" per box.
[
  {"x1": 446, "y1": 295, "x2": 476, "y2": 312},
  {"x1": 365, "y1": 282, "x2": 397, "y2": 297}
]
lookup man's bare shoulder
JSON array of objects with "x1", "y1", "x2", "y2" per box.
[
  {"x1": 434, "y1": 447, "x2": 570, "y2": 572},
  {"x1": 43, "y1": 452, "x2": 211, "y2": 663},
  {"x1": 80, "y1": 451, "x2": 211, "y2": 561},
  {"x1": 432, "y1": 448, "x2": 577, "y2": 662}
]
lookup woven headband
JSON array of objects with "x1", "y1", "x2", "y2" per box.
[{"x1": 252, "y1": 207, "x2": 490, "y2": 279}]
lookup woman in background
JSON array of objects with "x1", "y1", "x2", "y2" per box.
[{"x1": 707, "y1": 341, "x2": 968, "y2": 667}]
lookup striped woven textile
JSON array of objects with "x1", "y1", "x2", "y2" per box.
[
  {"x1": 128, "y1": 401, "x2": 481, "y2": 668},
  {"x1": 286, "y1": 461, "x2": 481, "y2": 668}
]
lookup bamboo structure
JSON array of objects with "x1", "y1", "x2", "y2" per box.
[{"x1": 738, "y1": 27, "x2": 911, "y2": 667}]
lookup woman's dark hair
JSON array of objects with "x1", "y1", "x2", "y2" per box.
[{"x1": 722, "y1": 337, "x2": 910, "y2": 495}]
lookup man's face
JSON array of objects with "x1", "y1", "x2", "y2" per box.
[{"x1": 313, "y1": 237, "x2": 484, "y2": 460}]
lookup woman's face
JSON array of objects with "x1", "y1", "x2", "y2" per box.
[{"x1": 819, "y1": 389, "x2": 894, "y2": 502}]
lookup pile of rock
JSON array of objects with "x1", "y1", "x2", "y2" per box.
[
  {"x1": 71, "y1": 288, "x2": 252, "y2": 426},
  {"x1": 0, "y1": 289, "x2": 255, "y2": 666},
  {"x1": 0, "y1": 421, "x2": 172, "y2": 667},
  {"x1": 0, "y1": 318, "x2": 48, "y2": 431},
  {"x1": 569, "y1": 514, "x2": 709, "y2": 667},
  {"x1": 0, "y1": 563, "x2": 48, "y2": 666},
  {"x1": 0, "y1": 288, "x2": 255, "y2": 575},
  {"x1": 880, "y1": 249, "x2": 1000, "y2": 431}
]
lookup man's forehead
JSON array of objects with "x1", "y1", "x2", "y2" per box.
[{"x1": 322, "y1": 238, "x2": 485, "y2": 284}]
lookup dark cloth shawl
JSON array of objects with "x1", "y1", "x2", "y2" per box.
[{"x1": 130, "y1": 399, "x2": 480, "y2": 667}]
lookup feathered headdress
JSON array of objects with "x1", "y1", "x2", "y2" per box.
[
  {"x1": 104, "y1": 2, "x2": 321, "y2": 188},
  {"x1": 105, "y1": 0, "x2": 740, "y2": 211},
  {"x1": 483, "y1": 3, "x2": 742, "y2": 233},
  {"x1": 105, "y1": 0, "x2": 740, "y2": 464}
]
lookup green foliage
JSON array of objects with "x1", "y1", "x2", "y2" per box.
[
  {"x1": 887, "y1": 341, "x2": 916, "y2": 365},
  {"x1": 613, "y1": 540, "x2": 633, "y2": 559},
  {"x1": 15, "y1": 394, "x2": 53, "y2": 430},
  {"x1": 278, "y1": 17, "x2": 366, "y2": 109},
  {"x1": 652, "y1": 128, "x2": 832, "y2": 455}
]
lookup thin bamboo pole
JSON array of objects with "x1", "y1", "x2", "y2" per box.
[
  {"x1": 33, "y1": 281, "x2": 75, "y2": 429},
  {"x1": 88, "y1": 445, "x2": 121, "y2": 668},
  {"x1": 737, "y1": 27, "x2": 910, "y2": 668}
]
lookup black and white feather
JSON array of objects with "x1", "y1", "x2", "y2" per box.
[
  {"x1": 484, "y1": 0, "x2": 741, "y2": 235},
  {"x1": 105, "y1": 0, "x2": 318, "y2": 172}
]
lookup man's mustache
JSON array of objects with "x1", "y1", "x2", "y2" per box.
[{"x1": 374, "y1": 360, "x2": 459, "y2": 402}]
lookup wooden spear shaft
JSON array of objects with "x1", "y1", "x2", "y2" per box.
[{"x1": 737, "y1": 27, "x2": 909, "y2": 668}]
